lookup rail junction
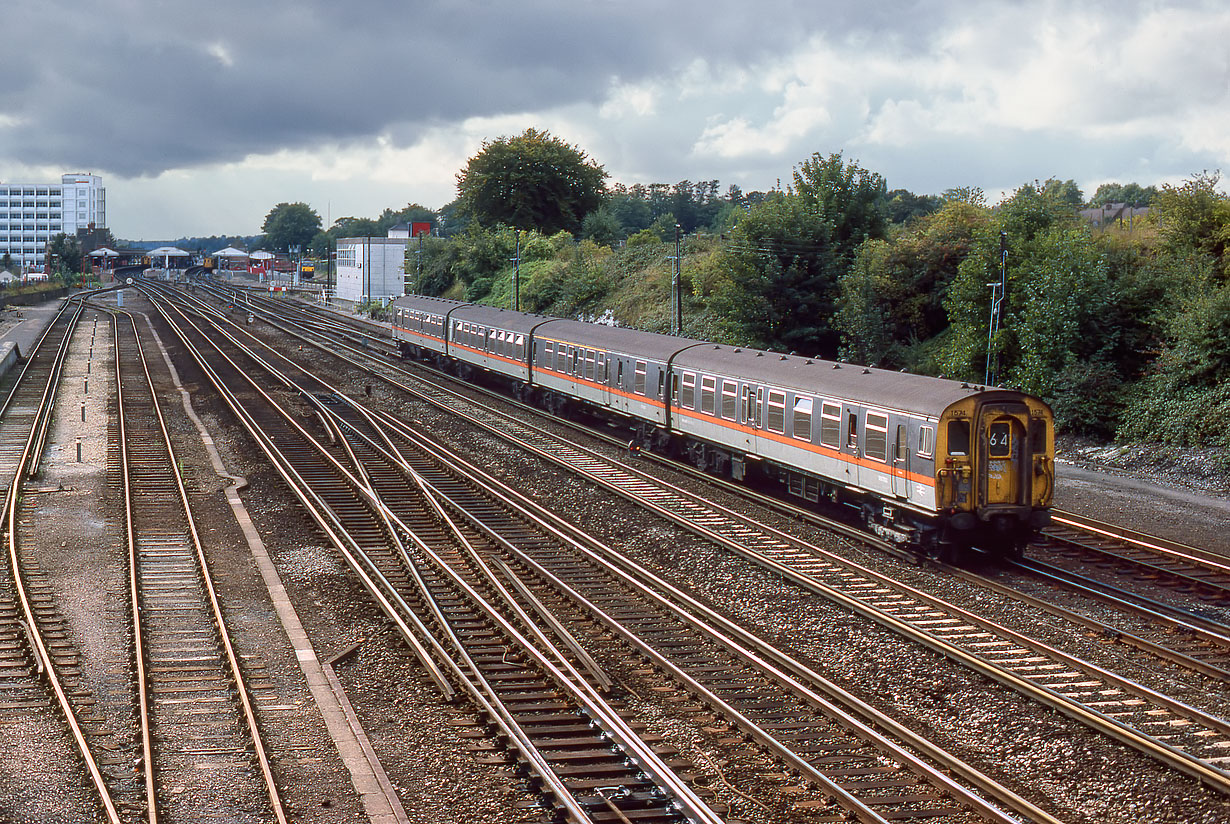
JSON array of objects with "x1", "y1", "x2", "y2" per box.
[{"x1": 0, "y1": 279, "x2": 1228, "y2": 824}]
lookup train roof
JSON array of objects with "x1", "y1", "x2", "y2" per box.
[
  {"x1": 451, "y1": 303, "x2": 552, "y2": 334},
  {"x1": 535, "y1": 319, "x2": 710, "y2": 360},
  {"x1": 389, "y1": 295, "x2": 1015, "y2": 416},
  {"x1": 672, "y1": 344, "x2": 992, "y2": 417},
  {"x1": 390, "y1": 294, "x2": 467, "y2": 314}
]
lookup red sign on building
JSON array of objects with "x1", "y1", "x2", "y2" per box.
[{"x1": 411, "y1": 222, "x2": 432, "y2": 238}]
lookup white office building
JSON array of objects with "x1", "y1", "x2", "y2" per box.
[
  {"x1": 335, "y1": 237, "x2": 406, "y2": 305},
  {"x1": 0, "y1": 173, "x2": 106, "y2": 270}
]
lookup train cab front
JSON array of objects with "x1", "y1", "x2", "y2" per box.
[{"x1": 935, "y1": 392, "x2": 1054, "y2": 556}]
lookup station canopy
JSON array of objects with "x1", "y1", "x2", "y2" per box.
[
  {"x1": 212, "y1": 246, "x2": 249, "y2": 258},
  {"x1": 89, "y1": 247, "x2": 119, "y2": 257},
  {"x1": 148, "y1": 246, "x2": 190, "y2": 257},
  {"x1": 249, "y1": 250, "x2": 274, "y2": 260}
]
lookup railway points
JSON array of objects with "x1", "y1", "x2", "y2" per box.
[{"x1": 0, "y1": 280, "x2": 1228, "y2": 824}]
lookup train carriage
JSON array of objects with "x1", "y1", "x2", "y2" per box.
[
  {"x1": 532, "y1": 320, "x2": 708, "y2": 428},
  {"x1": 447, "y1": 305, "x2": 537, "y2": 383},
  {"x1": 391, "y1": 294, "x2": 453, "y2": 356}
]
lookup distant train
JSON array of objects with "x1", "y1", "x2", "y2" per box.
[{"x1": 389, "y1": 294, "x2": 1054, "y2": 556}]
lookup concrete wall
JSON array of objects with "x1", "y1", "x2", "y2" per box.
[{"x1": 335, "y1": 238, "x2": 406, "y2": 304}]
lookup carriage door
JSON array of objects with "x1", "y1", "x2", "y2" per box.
[
  {"x1": 891, "y1": 424, "x2": 910, "y2": 499},
  {"x1": 980, "y1": 410, "x2": 1024, "y2": 505}
]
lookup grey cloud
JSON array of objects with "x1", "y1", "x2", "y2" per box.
[{"x1": 3, "y1": 0, "x2": 898, "y2": 177}]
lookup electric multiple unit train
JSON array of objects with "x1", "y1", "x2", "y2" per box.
[{"x1": 389, "y1": 294, "x2": 1054, "y2": 555}]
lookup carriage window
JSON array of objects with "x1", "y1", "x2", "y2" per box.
[
  {"x1": 918, "y1": 425, "x2": 935, "y2": 458},
  {"x1": 948, "y1": 420, "x2": 971, "y2": 456},
  {"x1": 866, "y1": 412, "x2": 889, "y2": 462},
  {"x1": 895, "y1": 425, "x2": 908, "y2": 461},
  {"x1": 680, "y1": 372, "x2": 696, "y2": 409},
  {"x1": 585, "y1": 349, "x2": 596, "y2": 380},
  {"x1": 571, "y1": 349, "x2": 580, "y2": 375},
  {"x1": 634, "y1": 361, "x2": 647, "y2": 395},
  {"x1": 557, "y1": 345, "x2": 568, "y2": 373},
  {"x1": 820, "y1": 402, "x2": 841, "y2": 448},
  {"x1": 793, "y1": 397, "x2": 813, "y2": 441},
  {"x1": 700, "y1": 376, "x2": 716, "y2": 414},
  {"x1": 847, "y1": 412, "x2": 858, "y2": 449},
  {"x1": 657, "y1": 370, "x2": 665, "y2": 400},
  {"x1": 515, "y1": 334, "x2": 525, "y2": 360},
  {"x1": 1029, "y1": 417, "x2": 1046, "y2": 455},
  {"x1": 989, "y1": 421, "x2": 1012, "y2": 458},
  {"x1": 597, "y1": 353, "x2": 607, "y2": 383},
  {"x1": 766, "y1": 390, "x2": 786, "y2": 433},
  {"x1": 617, "y1": 360, "x2": 624, "y2": 388},
  {"x1": 542, "y1": 341, "x2": 553, "y2": 366},
  {"x1": 721, "y1": 380, "x2": 738, "y2": 420}
]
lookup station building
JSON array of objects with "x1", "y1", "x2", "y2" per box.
[
  {"x1": 0, "y1": 173, "x2": 106, "y2": 271},
  {"x1": 335, "y1": 236, "x2": 406, "y2": 307}
]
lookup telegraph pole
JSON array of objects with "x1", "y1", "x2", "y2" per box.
[
  {"x1": 511, "y1": 229, "x2": 521, "y2": 311},
  {"x1": 984, "y1": 231, "x2": 1007, "y2": 387},
  {"x1": 670, "y1": 223, "x2": 682, "y2": 336}
]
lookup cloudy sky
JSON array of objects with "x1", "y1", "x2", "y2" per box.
[{"x1": 2, "y1": 0, "x2": 1227, "y2": 240}]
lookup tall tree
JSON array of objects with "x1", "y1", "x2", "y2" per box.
[
  {"x1": 713, "y1": 192, "x2": 840, "y2": 356},
  {"x1": 1151, "y1": 171, "x2": 1230, "y2": 271},
  {"x1": 1090, "y1": 182, "x2": 1159, "y2": 207},
  {"x1": 261, "y1": 202, "x2": 322, "y2": 254},
  {"x1": 791, "y1": 152, "x2": 887, "y2": 265},
  {"x1": 46, "y1": 233, "x2": 83, "y2": 274},
  {"x1": 456, "y1": 128, "x2": 607, "y2": 234}
]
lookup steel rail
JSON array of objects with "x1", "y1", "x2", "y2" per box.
[
  {"x1": 113, "y1": 310, "x2": 289, "y2": 823},
  {"x1": 365, "y1": 404, "x2": 1061, "y2": 824},
  {"x1": 1, "y1": 303, "x2": 122, "y2": 823},
  {"x1": 144, "y1": 288, "x2": 709, "y2": 823},
  {"x1": 310, "y1": 403, "x2": 604, "y2": 823},
  {"x1": 178, "y1": 284, "x2": 1230, "y2": 793},
  {"x1": 1050, "y1": 510, "x2": 1230, "y2": 571},
  {"x1": 306, "y1": 368, "x2": 1230, "y2": 797},
  {"x1": 143, "y1": 289, "x2": 458, "y2": 701},
  {"x1": 113, "y1": 312, "x2": 159, "y2": 823}
]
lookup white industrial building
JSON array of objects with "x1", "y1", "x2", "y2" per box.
[
  {"x1": 335, "y1": 236, "x2": 406, "y2": 306},
  {"x1": 0, "y1": 173, "x2": 106, "y2": 270}
]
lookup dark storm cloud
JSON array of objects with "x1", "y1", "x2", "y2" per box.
[{"x1": 0, "y1": 0, "x2": 943, "y2": 178}]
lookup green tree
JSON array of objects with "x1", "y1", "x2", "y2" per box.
[
  {"x1": 1119, "y1": 278, "x2": 1230, "y2": 453},
  {"x1": 47, "y1": 233, "x2": 83, "y2": 274},
  {"x1": 376, "y1": 203, "x2": 437, "y2": 235},
  {"x1": 330, "y1": 216, "x2": 380, "y2": 238},
  {"x1": 1039, "y1": 178, "x2": 1084, "y2": 209},
  {"x1": 261, "y1": 202, "x2": 322, "y2": 254},
  {"x1": 837, "y1": 199, "x2": 988, "y2": 369},
  {"x1": 1151, "y1": 171, "x2": 1230, "y2": 271},
  {"x1": 940, "y1": 184, "x2": 1130, "y2": 432},
  {"x1": 1089, "y1": 182, "x2": 1159, "y2": 207},
  {"x1": 791, "y1": 152, "x2": 887, "y2": 265},
  {"x1": 581, "y1": 206, "x2": 622, "y2": 247},
  {"x1": 456, "y1": 128, "x2": 607, "y2": 234},
  {"x1": 713, "y1": 193, "x2": 840, "y2": 355},
  {"x1": 882, "y1": 188, "x2": 943, "y2": 225}
]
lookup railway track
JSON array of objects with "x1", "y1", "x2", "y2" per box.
[
  {"x1": 1031, "y1": 510, "x2": 1230, "y2": 611},
  {"x1": 0, "y1": 299, "x2": 130, "y2": 822},
  {"x1": 151, "y1": 281, "x2": 1074, "y2": 822},
  {"x1": 113, "y1": 310, "x2": 286, "y2": 823},
  {"x1": 145, "y1": 285, "x2": 728, "y2": 824},
  {"x1": 188, "y1": 285, "x2": 1230, "y2": 798},
  {"x1": 322, "y1": 391, "x2": 1057, "y2": 824}
]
